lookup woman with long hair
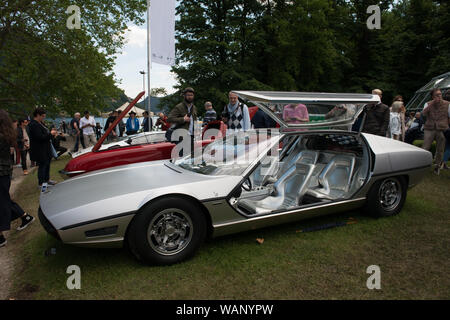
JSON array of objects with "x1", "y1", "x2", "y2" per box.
[
  {"x1": 392, "y1": 95, "x2": 406, "y2": 140},
  {"x1": 0, "y1": 110, "x2": 35, "y2": 247}
]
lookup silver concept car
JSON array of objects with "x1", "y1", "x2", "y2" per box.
[{"x1": 39, "y1": 91, "x2": 432, "y2": 265}]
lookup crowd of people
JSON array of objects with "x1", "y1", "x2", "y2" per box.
[{"x1": 358, "y1": 88, "x2": 450, "y2": 175}]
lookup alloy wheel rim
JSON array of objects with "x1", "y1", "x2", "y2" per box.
[
  {"x1": 147, "y1": 208, "x2": 193, "y2": 256},
  {"x1": 378, "y1": 178, "x2": 401, "y2": 211}
]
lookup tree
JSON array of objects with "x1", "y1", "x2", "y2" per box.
[{"x1": 0, "y1": 0, "x2": 147, "y2": 117}]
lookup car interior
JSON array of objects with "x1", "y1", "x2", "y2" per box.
[{"x1": 231, "y1": 133, "x2": 370, "y2": 216}]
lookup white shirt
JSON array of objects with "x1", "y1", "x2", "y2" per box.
[
  {"x1": 80, "y1": 116, "x2": 95, "y2": 135},
  {"x1": 390, "y1": 112, "x2": 402, "y2": 135},
  {"x1": 187, "y1": 105, "x2": 194, "y2": 135}
]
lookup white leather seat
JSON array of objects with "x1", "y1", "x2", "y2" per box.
[
  {"x1": 306, "y1": 155, "x2": 355, "y2": 200},
  {"x1": 238, "y1": 163, "x2": 315, "y2": 215},
  {"x1": 265, "y1": 150, "x2": 318, "y2": 185}
]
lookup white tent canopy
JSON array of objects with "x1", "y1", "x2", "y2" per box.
[{"x1": 116, "y1": 102, "x2": 147, "y2": 117}]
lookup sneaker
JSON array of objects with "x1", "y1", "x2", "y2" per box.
[
  {"x1": 17, "y1": 214, "x2": 35, "y2": 231},
  {"x1": 0, "y1": 235, "x2": 6, "y2": 247},
  {"x1": 47, "y1": 180, "x2": 57, "y2": 185},
  {"x1": 440, "y1": 162, "x2": 449, "y2": 170}
]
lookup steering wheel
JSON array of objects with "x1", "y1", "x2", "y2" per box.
[{"x1": 242, "y1": 177, "x2": 252, "y2": 191}]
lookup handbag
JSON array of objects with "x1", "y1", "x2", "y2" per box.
[{"x1": 165, "y1": 123, "x2": 180, "y2": 143}]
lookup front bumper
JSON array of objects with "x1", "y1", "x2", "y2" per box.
[{"x1": 38, "y1": 206, "x2": 61, "y2": 241}]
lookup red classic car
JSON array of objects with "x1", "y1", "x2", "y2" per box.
[{"x1": 62, "y1": 92, "x2": 259, "y2": 177}]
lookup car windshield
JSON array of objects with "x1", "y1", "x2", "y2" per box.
[
  {"x1": 256, "y1": 102, "x2": 367, "y2": 128},
  {"x1": 116, "y1": 131, "x2": 166, "y2": 145},
  {"x1": 174, "y1": 130, "x2": 280, "y2": 176}
]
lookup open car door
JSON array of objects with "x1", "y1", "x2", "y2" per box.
[{"x1": 232, "y1": 91, "x2": 380, "y2": 130}]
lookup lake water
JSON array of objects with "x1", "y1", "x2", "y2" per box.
[{"x1": 48, "y1": 116, "x2": 160, "y2": 131}]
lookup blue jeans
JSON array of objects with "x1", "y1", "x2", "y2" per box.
[{"x1": 444, "y1": 136, "x2": 450, "y2": 163}]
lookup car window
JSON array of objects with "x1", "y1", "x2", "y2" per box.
[{"x1": 174, "y1": 131, "x2": 280, "y2": 176}]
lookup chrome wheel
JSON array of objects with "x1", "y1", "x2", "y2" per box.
[
  {"x1": 147, "y1": 208, "x2": 193, "y2": 256},
  {"x1": 378, "y1": 178, "x2": 402, "y2": 211}
]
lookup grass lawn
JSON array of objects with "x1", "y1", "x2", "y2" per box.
[{"x1": 7, "y1": 155, "x2": 450, "y2": 299}]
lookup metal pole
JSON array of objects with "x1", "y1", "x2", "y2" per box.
[
  {"x1": 142, "y1": 72, "x2": 146, "y2": 111},
  {"x1": 147, "y1": 0, "x2": 151, "y2": 115}
]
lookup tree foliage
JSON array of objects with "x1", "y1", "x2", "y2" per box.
[
  {"x1": 168, "y1": 0, "x2": 449, "y2": 114},
  {"x1": 0, "y1": 0, "x2": 146, "y2": 117}
]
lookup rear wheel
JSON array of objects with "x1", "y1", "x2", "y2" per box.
[
  {"x1": 365, "y1": 176, "x2": 407, "y2": 217},
  {"x1": 128, "y1": 197, "x2": 207, "y2": 265}
]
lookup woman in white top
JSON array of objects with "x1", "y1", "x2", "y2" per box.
[{"x1": 390, "y1": 101, "x2": 403, "y2": 140}]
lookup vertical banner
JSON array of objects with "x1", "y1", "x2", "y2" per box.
[{"x1": 150, "y1": 0, "x2": 176, "y2": 66}]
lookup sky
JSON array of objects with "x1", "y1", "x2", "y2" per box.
[{"x1": 113, "y1": 24, "x2": 178, "y2": 100}]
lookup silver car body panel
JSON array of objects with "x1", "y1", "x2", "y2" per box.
[
  {"x1": 40, "y1": 160, "x2": 241, "y2": 231},
  {"x1": 361, "y1": 133, "x2": 432, "y2": 176}
]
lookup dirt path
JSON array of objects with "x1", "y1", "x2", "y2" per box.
[
  {"x1": 0, "y1": 161, "x2": 36, "y2": 300},
  {"x1": 0, "y1": 137, "x2": 73, "y2": 300}
]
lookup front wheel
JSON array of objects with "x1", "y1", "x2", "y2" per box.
[
  {"x1": 365, "y1": 176, "x2": 407, "y2": 217},
  {"x1": 127, "y1": 197, "x2": 207, "y2": 265}
]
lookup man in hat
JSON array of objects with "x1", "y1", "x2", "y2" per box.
[
  {"x1": 126, "y1": 110, "x2": 140, "y2": 136},
  {"x1": 167, "y1": 87, "x2": 198, "y2": 152}
]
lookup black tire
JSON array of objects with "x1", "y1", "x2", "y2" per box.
[
  {"x1": 364, "y1": 176, "x2": 407, "y2": 218},
  {"x1": 127, "y1": 197, "x2": 207, "y2": 265}
]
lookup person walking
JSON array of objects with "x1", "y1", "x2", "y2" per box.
[
  {"x1": 28, "y1": 107, "x2": 55, "y2": 187},
  {"x1": 362, "y1": 89, "x2": 390, "y2": 137},
  {"x1": 422, "y1": 88, "x2": 450, "y2": 175},
  {"x1": 221, "y1": 91, "x2": 251, "y2": 133},
  {"x1": 126, "y1": 111, "x2": 140, "y2": 135},
  {"x1": 0, "y1": 110, "x2": 35, "y2": 247},
  {"x1": 16, "y1": 119, "x2": 30, "y2": 175},
  {"x1": 79, "y1": 111, "x2": 97, "y2": 148},
  {"x1": 70, "y1": 112, "x2": 83, "y2": 152}
]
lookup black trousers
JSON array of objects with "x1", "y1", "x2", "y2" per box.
[
  {"x1": 0, "y1": 175, "x2": 25, "y2": 232},
  {"x1": 56, "y1": 146, "x2": 67, "y2": 157},
  {"x1": 37, "y1": 158, "x2": 51, "y2": 185},
  {"x1": 20, "y1": 149, "x2": 28, "y2": 170}
]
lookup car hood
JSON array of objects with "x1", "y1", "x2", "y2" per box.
[{"x1": 40, "y1": 160, "x2": 241, "y2": 229}]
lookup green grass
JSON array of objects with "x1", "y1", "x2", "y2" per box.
[{"x1": 8, "y1": 156, "x2": 450, "y2": 299}]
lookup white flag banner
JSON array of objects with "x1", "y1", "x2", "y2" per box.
[{"x1": 150, "y1": 0, "x2": 176, "y2": 66}]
